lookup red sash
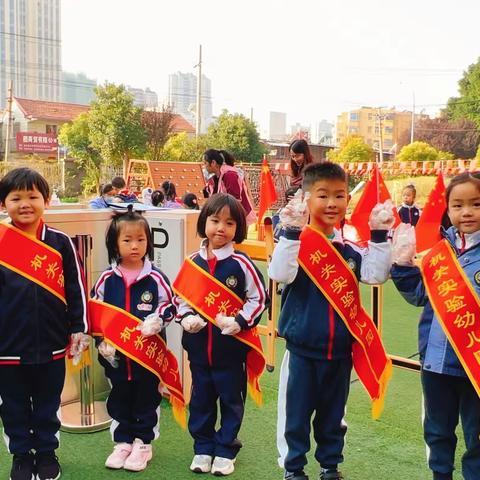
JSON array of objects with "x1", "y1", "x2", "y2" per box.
[
  {"x1": 298, "y1": 226, "x2": 392, "y2": 418},
  {"x1": 0, "y1": 222, "x2": 66, "y2": 303},
  {"x1": 89, "y1": 299, "x2": 186, "y2": 428},
  {"x1": 172, "y1": 258, "x2": 265, "y2": 406},
  {"x1": 422, "y1": 239, "x2": 480, "y2": 397}
]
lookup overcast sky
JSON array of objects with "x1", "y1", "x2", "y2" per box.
[{"x1": 62, "y1": 0, "x2": 480, "y2": 133}]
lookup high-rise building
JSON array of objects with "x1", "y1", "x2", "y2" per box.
[
  {"x1": 62, "y1": 72, "x2": 96, "y2": 105},
  {"x1": 0, "y1": 0, "x2": 62, "y2": 110},
  {"x1": 268, "y1": 111, "x2": 286, "y2": 141},
  {"x1": 311, "y1": 119, "x2": 334, "y2": 145},
  {"x1": 168, "y1": 71, "x2": 212, "y2": 134},
  {"x1": 127, "y1": 86, "x2": 158, "y2": 108}
]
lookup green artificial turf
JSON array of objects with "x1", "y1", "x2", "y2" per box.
[{"x1": 0, "y1": 282, "x2": 466, "y2": 479}]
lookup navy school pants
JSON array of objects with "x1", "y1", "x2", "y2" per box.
[
  {"x1": 188, "y1": 362, "x2": 247, "y2": 459},
  {"x1": 422, "y1": 369, "x2": 480, "y2": 480},
  {"x1": 278, "y1": 350, "x2": 352, "y2": 473},
  {"x1": 0, "y1": 359, "x2": 65, "y2": 455}
]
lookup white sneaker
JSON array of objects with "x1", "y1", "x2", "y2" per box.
[
  {"x1": 123, "y1": 439, "x2": 152, "y2": 472},
  {"x1": 105, "y1": 443, "x2": 132, "y2": 469},
  {"x1": 211, "y1": 456, "x2": 236, "y2": 476},
  {"x1": 189, "y1": 454, "x2": 213, "y2": 473}
]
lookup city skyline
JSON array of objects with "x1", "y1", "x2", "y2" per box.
[{"x1": 4, "y1": 1, "x2": 480, "y2": 137}]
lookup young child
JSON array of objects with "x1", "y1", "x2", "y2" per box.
[
  {"x1": 172, "y1": 193, "x2": 268, "y2": 476},
  {"x1": 398, "y1": 183, "x2": 421, "y2": 226},
  {"x1": 0, "y1": 167, "x2": 89, "y2": 480},
  {"x1": 269, "y1": 162, "x2": 394, "y2": 480},
  {"x1": 391, "y1": 172, "x2": 480, "y2": 480},
  {"x1": 90, "y1": 207, "x2": 176, "y2": 472}
]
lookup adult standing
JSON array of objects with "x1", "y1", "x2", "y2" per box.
[
  {"x1": 202, "y1": 149, "x2": 256, "y2": 225},
  {"x1": 289, "y1": 139, "x2": 314, "y2": 188}
]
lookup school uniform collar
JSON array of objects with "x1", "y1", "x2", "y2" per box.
[
  {"x1": 112, "y1": 258, "x2": 153, "y2": 281},
  {"x1": 199, "y1": 238, "x2": 234, "y2": 261},
  {"x1": 454, "y1": 230, "x2": 480, "y2": 252},
  {"x1": 400, "y1": 203, "x2": 417, "y2": 209}
]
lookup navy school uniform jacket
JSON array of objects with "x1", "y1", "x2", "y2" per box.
[
  {"x1": 391, "y1": 227, "x2": 480, "y2": 378},
  {"x1": 91, "y1": 259, "x2": 175, "y2": 379},
  {"x1": 174, "y1": 240, "x2": 269, "y2": 367},
  {"x1": 268, "y1": 228, "x2": 392, "y2": 360},
  {"x1": 398, "y1": 204, "x2": 421, "y2": 226},
  {"x1": 0, "y1": 220, "x2": 88, "y2": 365}
]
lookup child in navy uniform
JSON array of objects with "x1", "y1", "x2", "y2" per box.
[
  {"x1": 398, "y1": 183, "x2": 421, "y2": 226},
  {"x1": 91, "y1": 208, "x2": 175, "y2": 472},
  {"x1": 391, "y1": 172, "x2": 480, "y2": 480},
  {"x1": 0, "y1": 168, "x2": 88, "y2": 480},
  {"x1": 269, "y1": 162, "x2": 393, "y2": 480},
  {"x1": 174, "y1": 193, "x2": 268, "y2": 476}
]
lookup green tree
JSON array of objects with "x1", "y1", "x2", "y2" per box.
[
  {"x1": 88, "y1": 83, "x2": 147, "y2": 173},
  {"x1": 205, "y1": 110, "x2": 267, "y2": 163},
  {"x1": 161, "y1": 132, "x2": 208, "y2": 162},
  {"x1": 327, "y1": 135, "x2": 374, "y2": 163},
  {"x1": 397, "y1": 141, "x2": 440, "y2": 163},
  {"x1": 446, "y1": 58, "x2": 480, "y2": 127},
  {"x1": 58, "y1": 113, "x2": 102, "y2": 195}
]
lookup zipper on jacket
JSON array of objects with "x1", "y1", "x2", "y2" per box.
[
  {"x1": 206, "y1": 257, "x2": 217, "y2": 367},
  {"x1": 327, "y1": 304, "x2": 334, "y2": 360},
  {"x1": 123, "y1": 277, "x2": 133, "y2": 381}
]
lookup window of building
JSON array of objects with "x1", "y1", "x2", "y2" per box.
[
  {"x1": 350, "y1": 112, "x2": 359, "y2": 121},
  {"x1": 46, "y1": 125, "x2": 58, "y2": 134},
  {"x1": 384, "y1": 127, "x2": 393, "y2": 134}
]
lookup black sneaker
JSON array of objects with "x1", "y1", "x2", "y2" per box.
[
  {"x1": 285, "y1": 471, "x2": 309, "y2": 480},
  {"x1": 319, "y1": 470, "x2": 344, "y2": 480},
  {"x1": 433, "y1": 473, "x2": 453, "y2": 480},
  {"x1": 35, "y1": 452, "x2": 61, "y2": 480},
  {"x1": 10, "y1": 452, "x2": 35, "y2": 480}
]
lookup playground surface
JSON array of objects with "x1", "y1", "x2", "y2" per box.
[{"x1": 0, "y1": 281, "x2": 466, "y2": 479}]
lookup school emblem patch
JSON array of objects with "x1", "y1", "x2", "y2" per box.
[
  {"x1": 141, "y1": 291, "x2": 153, "y2": 303},
  {"x1": 474, "y1": 271, "x2": 480, "y2": 286},
  {"x1": 347, "y1": 258, "x2": 357, "y2": 272},
  {"x1": 226, "y1": 275, "x2": 238, "y2": 288}
]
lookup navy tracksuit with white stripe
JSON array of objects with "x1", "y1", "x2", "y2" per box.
[
  {"x1": 91, "y1": 260, "x2": 175, "y2": 444},
  {"x1": 175, "y1": 240, "x2": 268, "y2": 459},
  {"x1": 0, "y1": 220, "x2": 88, "y2": 454},
  {"x1": 269, "y1": 228, "x2": 391, "y2": 473}
]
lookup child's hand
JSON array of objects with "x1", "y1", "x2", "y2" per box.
[
  {"x1": 69, "y1": 333, "x2": 90, "y2": 366},
  {"x1": 392, "y1": 223, "x2": 416, "y2": 266},
  {"x1": 279, "y1": 189, "x2": 310, "y2": 230},
  {"x1": 98, "y1": 341, "x2": 118, "y2": 368},
  {"x1": 216, "y1": 314, "x2": 241, "y2": 336},
  {"x1": 368, "y1": 200, "x2": 396, "y2": 230},
  {"x1": 181, "y1": 314, "x2": 207, "y2": 333},
  {"x1": 137, "y1": 313, "x2": 163, "y2": 337}
]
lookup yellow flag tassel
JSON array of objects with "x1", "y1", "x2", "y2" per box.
[
  {"x1": 65, "y1": 348, "x2": 92, "y2": 374},
  {"x1": 170, "y1": 396, "x2": 187, "y2": 430},
  {"x1": 371, "y1": 358, "x2": 393, "y2": 420},
  {"x1": 247, "y1": 375, "x2": 263, "y2": 407}
]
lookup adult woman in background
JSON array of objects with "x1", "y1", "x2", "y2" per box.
[{"x1": 289, "y1": 139, "x2": 314, "y2": 188}]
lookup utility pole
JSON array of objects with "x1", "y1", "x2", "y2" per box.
[
  {"x1": 377, "y1": 107, "x2": 384, "y2": 164},
  {"x1": 410, "y1": 91, "x2": 415, "y2": 144},
  {"x1": 195, "y1": 45, "x2": 202, "y2": 139},
  {"x1": 4, "y1": 80, "x2": 13, "y2": 162},
  {"x1": 250, "y1": 107, "x2": 253, "y2": 122}
]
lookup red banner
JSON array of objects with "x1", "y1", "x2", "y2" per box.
[
  {"x1": 421, "y1": 240, "x2": 480, "y2": 397},
  {"x1": 298, "y1": 225, "x2": 392, "y2": 418},
  {"x1": 89, "y1": 299, "x2": 186, "y2": 428},
  {"x1": 16, "y1": 132, "x2": 58, "y2": 153},
  {"x1": 0, "y1": 222, "x2": 65, "y2": 303},
  {"x1": 173, "y1": 257, "x2": 266, "y2": 406}
]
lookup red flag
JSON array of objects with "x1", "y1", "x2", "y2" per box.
[
  {"x1": 349, "y1": 163, "x2": 400, "y2": 243},
  {"x1": 415, "y1": 173, "x2": 446, "y2": 253},
  {"x1": 257, "y1": 157, "x2": 278, "y2": 226}
]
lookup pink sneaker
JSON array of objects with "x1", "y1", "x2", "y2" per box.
[
  {"x1": 105, "y1": 443, "x2": 132, "y2": 469},
  {"x1": 123, "y1": 438, "x2": 153, "y2": 472}
]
